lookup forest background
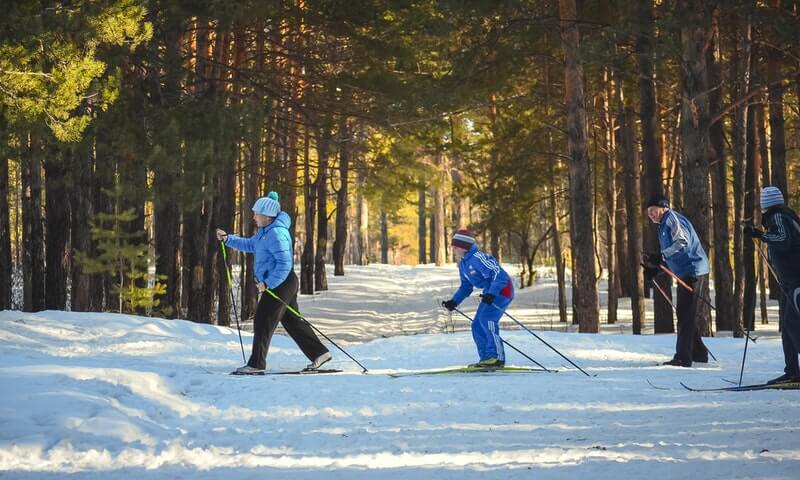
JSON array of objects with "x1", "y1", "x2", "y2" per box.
[{"x1": 1, "y1": 0, "x2": 799, "y2": 337}]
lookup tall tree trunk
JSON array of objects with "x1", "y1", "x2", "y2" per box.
[
  {"x1": 333, "y1": 119, "x2": 349, "y2": 276},
  {"x1": 743, "y1": 96, "x2": 762, "y2": 330},
  {"x1": 153, "y1": 164, "x2": 180, "y2": 317},
  {"x1": 766, "y1": 0, "x2": 787, "y2": 197},
  {"x1": 69, "y1": 139, "x2": 94, "y2": 312},
  {"x1": 731, "y1": 12, "x2": 751, "y2": 338},
  {"x1": 153, "y1": 14, "x2": 182, "y2": 318},
  {"x1": 301, "y1": 126, "x2": 316, "y2": 294},
  {"x1": 637, "y1": 0, "x2": 674, "y2": 333},
  {"x1": 433, "y1": 153, "x2": 446, "y2": 266},
  {"x1": 21, "y1": 131, "x2": 45, "y2": 312},
  {"x1": 314, "y1": 126, "x2": 331, "y2": 291},
  {"x1": 679, "y1": 0, "x2": 714, "y2": 337},
  {"x1": 44, "y1": 150, "x2": 70, "y2": 310},
  {"x1": 559, "y1": 0, "x2": 599, "y2": 332},
  {"x1": 380, "y1": 209, "x2": 389, "y2": 264},
  {"x1": 602, "y1": 69, "x2": 617, "y2": 325},
  {"x1": 418, "y1": 183, "x2": 426, "y2": 264},
  {"x1": 551, "y1": 179, "x2": 568, "y2": 324},
  {"x1": 0, "y1": 122, "x2": 11, "y2": 309},
  {"x1": 616, "y1": 75, "x2": 645, "y2": 334},
  {"x1": 355, "y1": 165, "x2": 369, "y2": 265},
  {"x1": 487, "y1": 94, "x2": 501, "y2": 259},
  {"x1": 707, "y1": 4, "x2": 736, "y2": 334}
]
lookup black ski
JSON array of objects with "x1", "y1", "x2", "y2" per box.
[
  {"x1": 680, "y1": 381, "x2": 800, "y2": 392},
  {"x1": 230, "y1": 368, "x2": 342, "y2": 376}
]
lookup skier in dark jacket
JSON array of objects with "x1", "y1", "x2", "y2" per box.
[
  {"x1": 216, "y1": 191, "x2": 330, "y2": 374},
  {"x1": 745, "y1": 186, "x2": 800, "y2": 385},
  {"x1": 442, "y1": 229, "x2": 514, "y2": 368},
  {"x1": 644, "y1": 194, "x2": 710, "y2": 367}
]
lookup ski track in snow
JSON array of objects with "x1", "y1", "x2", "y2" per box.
[{"x1": 1, "y1": 264, "x2": 798, "y2": 479}]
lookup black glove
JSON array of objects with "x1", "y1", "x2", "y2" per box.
[
  {"x1": 743, "y1": 224, "x2": 764, "y2": 240},
  {"x1": 642, "y1": 252, "x2": 662, "y2": 269},
  {"x1": 442, "y1": 299, "x2": 457, "y2": 311},
  {"x1": 640, "y1": 263, "x2": 660, "y2": 279},
  {"x1": 481, "y1": 293, "x2": 495, "y2": 305}
]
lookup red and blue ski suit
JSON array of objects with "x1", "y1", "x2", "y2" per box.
[{"x1": 451, "y1": 244, "x2": 514, "y2": 362}]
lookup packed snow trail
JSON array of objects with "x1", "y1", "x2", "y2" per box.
[{"x1": 2, "y1": 307, "x2": 799, "y2": 480}]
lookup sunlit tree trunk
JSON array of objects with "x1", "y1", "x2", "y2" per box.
[{"x1": 559, "y1": 0, "x2": 599, "y2": 332}]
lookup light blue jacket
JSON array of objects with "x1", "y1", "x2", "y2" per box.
[
  {"x1": 452, "y1": 244, "x2": 514, "y2": 305},
  {"x1": 657, "y1": 209, "x2": 710, "y2": 278},
  {"x1": 225, "y1": 211, "x2": 294, "y2": 288}
]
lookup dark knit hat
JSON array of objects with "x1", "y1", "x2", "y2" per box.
[
  {"x1": 646, "y1": 194, "x2": 669, "y2": 209},
  {"x1": 451, "y1": 229, "x2": 476, "y2": 250}
]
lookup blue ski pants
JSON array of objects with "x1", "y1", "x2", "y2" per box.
[{"x1": 471, "y1": 295, "x2": 511, "y2": 361}]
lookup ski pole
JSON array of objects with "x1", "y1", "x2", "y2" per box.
[
  {"x1": 754, "y1": 244, "x2": 798, "y2": 314},
  {"x1": 657, "y1": 264, "x2": 723, "y2": 316},
  {"x1": 485, "y1": 300, "x2": 593, "y2": 377},
  {"x1": 262, "y1": 288, "x2": 368, "y2": 373},
  {"x1": 656, "y1": 263, "x2": 755, "y2": 350},
  {"x1": 647, "y1": 274, "x2": 720, "y2": 361},
  {"x1": 451, "y1": 306, "x2": 555, "y2": 372},
  {"x1": 651, "y1": 265, "x2": 720, "y2": 361},
  {"x1": 220, "y1": 241, "x2": 247, "y2": 364}
]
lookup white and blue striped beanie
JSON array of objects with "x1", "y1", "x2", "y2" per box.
[
  {"x1": 760, "y1": 186, "x2": 784, "y2": 210},
  {"x1": 451, "y1": 229, "x2": 476, "y2": 250},
  {"x1": 252, "y1": 191, "x2": 281, "y2": 217}
]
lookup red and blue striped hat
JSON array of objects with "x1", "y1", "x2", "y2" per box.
[{"x1": 451, "y1": 229, "x2": 476, "y2": 250}]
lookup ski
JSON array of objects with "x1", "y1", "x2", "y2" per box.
[
  {"x1": 646, "y1": 379, "x2": 671, "y2": 390},
  {"x1": 680, "y1": 381, "x2": 800, "y2": 392},
  {"x1": 230, "y1": 368, "x2": 342, "y2": 376},
  {"x1": 388, "y1": 366, "x2": 549, "y2": 378}
]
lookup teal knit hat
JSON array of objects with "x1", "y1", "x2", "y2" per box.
[{"x1": 252, "y1": 191, "x2": 280, "y2": 217}]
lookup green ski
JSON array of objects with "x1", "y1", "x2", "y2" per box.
[{"x1": 388, "y1": 366, "x2": 550, "y2": 378}]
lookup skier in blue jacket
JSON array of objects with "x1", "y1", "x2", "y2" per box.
[
  {"x1": 644, "y1": 194, "x2": 710, "y2": 367},
  {"x1": 442, "y1": 229, "x2": 514, "y2": 368},
  {"x1": 216, "y1": 192, "x2": 330, "y2": 374}
]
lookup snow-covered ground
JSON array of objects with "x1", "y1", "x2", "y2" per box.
[{"x1": 1, "y1": 264, "x2": 798, "y2": 479}]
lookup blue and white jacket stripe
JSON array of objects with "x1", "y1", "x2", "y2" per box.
[
  {"x1": 225, "y1": 211, "x2": 294, "y2": 288},
  {"x1": 452, "y1": 244, "x2": 512, "y2": 305},
  {"x1": 657, "y1": 209, "x2": 709, "y2": 278}
]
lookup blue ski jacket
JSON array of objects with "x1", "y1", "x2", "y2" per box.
[
  {"x1": 225, "y1": 211, "x2": 294, "y2": 288},
  {"x1": 452, "y1": 244, "x2": 514, "y2": 305},
  {"x1": 657, "y1": 209, "x2": 709, "y2": 278}
]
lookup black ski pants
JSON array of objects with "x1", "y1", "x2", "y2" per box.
[
  {"x1": 778, "y1": 288, "x2": 800, "y2": 376},
  {"x1": 247, "y1": 271, "x2": 329, "y2": 370},
  {"x1": 674, "y1": 274, "x2": 709, "y2": 364}
]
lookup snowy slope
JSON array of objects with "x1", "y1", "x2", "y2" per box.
[{"x1": 1, "y1": 264, "x2": 798, "y2": 479}]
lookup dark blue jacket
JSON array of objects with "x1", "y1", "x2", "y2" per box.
[
  {"x1": 225, "y1": 211, "x2": 294, "y2": 288},
  {"x1": 657, "y1": 209, "x2": 709, "y2": 278},
  {"x1": 761, "y1": 206, "x2": 800, "y2": 289}
]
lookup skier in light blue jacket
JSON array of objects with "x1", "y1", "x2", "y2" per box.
[
  {"x1": 216, "y1": 192, "x2": 330, "y2": 374},
  {"x1": 442, "y1": 229, "x2": 514, "y2": 368}
]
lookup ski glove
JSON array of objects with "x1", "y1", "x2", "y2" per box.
[
  {"x1": 640, "y1": 263, "x2": 660, "y2": 279},
  {"x1": 743, "y1": 224, "x2": 764, "y2": 240},
  {"x1": 481, "y1": 293, "x2": 495, "y2": 305},
  {"x1": 442, "y1": 299, "x2": 457, "y2": 311},
  {"x1": 642, "y1": 252, "x2": 662, "y2": 269}
]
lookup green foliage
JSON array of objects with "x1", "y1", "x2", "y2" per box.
[
  {"x1": 0, "y1": 1, "x2": 152, "y2": 142},
  {"x1": 74, "y1": 186, "x2": 166, "y2": 314}
]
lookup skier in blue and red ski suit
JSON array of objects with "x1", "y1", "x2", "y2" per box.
[{"x1": 442, "y1": 229, "x2": 514, "y2": 368}]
